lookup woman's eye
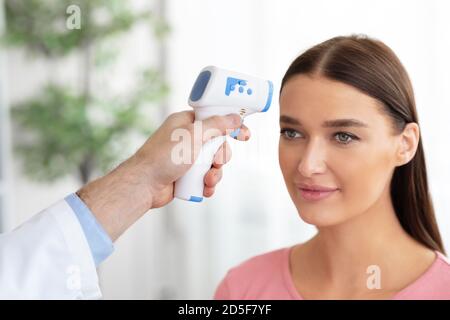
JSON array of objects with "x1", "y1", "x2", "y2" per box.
[
  {"x1": 334, "y1": 132, "x2": 358, "y2": 144},
  {"x1": 280, "y1": 128, "x2": 301, "y2": 139}
]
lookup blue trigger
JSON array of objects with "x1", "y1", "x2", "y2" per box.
[
  {"x1": 230, "y1": 127, "x2": 241, "y2": 138},
  {"x1": 188, "y1": 196, "x2": 203, "y2": 202}
]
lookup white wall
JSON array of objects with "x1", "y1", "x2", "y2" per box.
[{"x1": 2, "y1": 0, "x2": 450, "y2": 299}]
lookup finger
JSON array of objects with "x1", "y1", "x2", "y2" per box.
[
  {"x1": 203, "y1": 186, "x2": 215, "y2": 198},
  {"x1": 201, "y1": 114, "x2": 242, "y2": 143},
  {"x1": 204, "y1": 167, "x2": 223, "y2": 188},
  {"x1": 212, "y1": 141, "x2": 232, "y2": 168}
]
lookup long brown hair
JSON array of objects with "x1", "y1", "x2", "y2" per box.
[{"x1": 280, "y1": 34, "x2": 445, "y2": 254}]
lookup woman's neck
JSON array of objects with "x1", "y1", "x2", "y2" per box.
[{"x1": 294, "y1": 188, "x2": 435, "y2": 297}]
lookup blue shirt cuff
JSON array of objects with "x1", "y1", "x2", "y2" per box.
[{"x1": 65, "y1": 193, "x2": 114, "y2": 267}]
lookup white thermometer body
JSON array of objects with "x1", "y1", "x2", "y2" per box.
[{"x1": 174, "y1": 66, "x2": 273, "y2": 202}]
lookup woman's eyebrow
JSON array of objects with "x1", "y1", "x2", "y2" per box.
[
  {"x1": 279, "y1": 115, "x2": 301, "y2": 125},
  {"x1": 323, "y1": 118, "x2": 369, "y2": 128},
  {"x1": 279, "y1": 115, "x2": 369, "y2": 128}
]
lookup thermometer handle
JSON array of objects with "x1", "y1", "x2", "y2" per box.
[{"x1": 174, "y1": 135, "x2": 226, "y2": 202}]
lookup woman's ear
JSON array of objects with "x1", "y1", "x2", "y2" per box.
[{"x1": 395, "y1": 122, "x2": 420, "y2": 166}]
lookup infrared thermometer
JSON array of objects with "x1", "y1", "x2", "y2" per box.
[{"x1": 174, "y1": 65, "x2": 273, "y2": 202}]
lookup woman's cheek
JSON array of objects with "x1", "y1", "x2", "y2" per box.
[
  {"x1": 278, "y1": 147, "x2": 302, "y2": 204},
  {"x1": 278, "y1": 144, "x2": 298, "y2": 177},
  {"x1": 338, "y1": 150, "x2": 393, "y2": 220}
]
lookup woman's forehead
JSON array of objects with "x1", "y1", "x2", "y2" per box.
[{"x1": 280, "y1": 74, "x2": 386, "y2": 127}]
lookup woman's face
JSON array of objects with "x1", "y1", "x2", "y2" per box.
[{"x1": 279, "y1": 74, "x2": 408, "y2": 227}]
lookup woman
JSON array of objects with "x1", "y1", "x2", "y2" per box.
[{"x1": 214, "y1": 34, "x2": 450, "y2": 299}]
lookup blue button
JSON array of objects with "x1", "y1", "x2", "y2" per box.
[
  {"x1": 230, "y1": 127, "x2": 241, "y2": 138},
  {"x1": 239, "y1": 86, "x2": 244, "y2": 93},
  {"x1": 247, "y1": 88, "x2": 252, "y2": 95}
]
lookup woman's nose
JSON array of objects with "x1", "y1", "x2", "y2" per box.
[{"x1": 297, "y1": 138, "x2": 327, "y2": 177}]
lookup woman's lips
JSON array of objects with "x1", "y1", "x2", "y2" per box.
[{"x1": 297, "y1": 185, "x2": 339, "y2": 201}]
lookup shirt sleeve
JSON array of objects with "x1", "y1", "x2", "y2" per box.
[{"x1": 65, "y1": 193, "x2": 114, "y2": 267}]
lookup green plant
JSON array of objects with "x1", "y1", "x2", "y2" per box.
[{"x1": 3, "y1": 0, "x2": 169, "y2": 184}]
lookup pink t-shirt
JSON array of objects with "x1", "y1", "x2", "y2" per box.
[{"x1": 214, "y1": 246, "x2": 450, "y2": 300}]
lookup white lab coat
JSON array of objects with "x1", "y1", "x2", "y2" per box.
[{"x1": 0, "y1": 199, "x2": 102, "y2": 299}]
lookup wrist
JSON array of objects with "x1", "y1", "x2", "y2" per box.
[{"x1": 77, "y1": 156, "x2": 154, "y2": 241}]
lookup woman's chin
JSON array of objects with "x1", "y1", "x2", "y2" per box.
[{"x1": 296, "y1": 209, "x2": 346, "y2": 227}]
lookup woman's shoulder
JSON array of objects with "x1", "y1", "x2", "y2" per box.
[
  {"x1": 228, "y1": 247, "x2": 290, "y2": 278},
  {"x1": 427, "y1": 251, "x2": 450, "y2": 286},
  {"x1": 395, "y1": 250, "x2": 450, "y2": 299},
  {"x1": 421, "y1": 251, "x2": 450, "y2": 286},
  {"x1": 214, "y1": 246, "x2": 294, "y2": 299}
]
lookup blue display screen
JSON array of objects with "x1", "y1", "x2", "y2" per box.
[{"x1": 189, "y1": 70, "x2": 211, "y2": 102}]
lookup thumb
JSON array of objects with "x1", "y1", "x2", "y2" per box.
[{"x1": 201, "y1": 114, "x2": 242, "y2": 142}]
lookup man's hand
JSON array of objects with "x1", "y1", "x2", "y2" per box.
[{"x1": 77, "y1": 111, "x2": 250, "y2": 241}]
